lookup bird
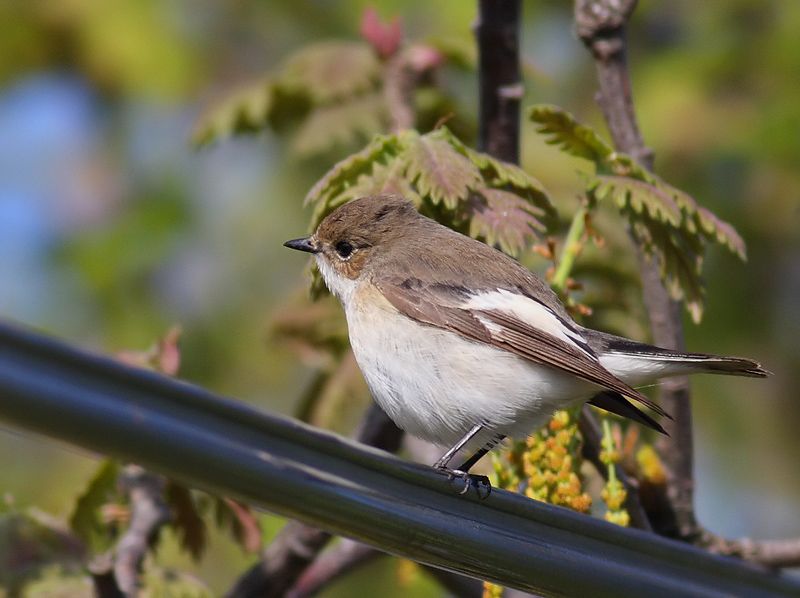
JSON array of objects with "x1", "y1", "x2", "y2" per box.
[{"x1": 284, "y1": 194, "x2": 768, "y2": 493}]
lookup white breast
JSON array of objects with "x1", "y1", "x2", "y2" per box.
[{"x1": 343, "y1": 282, "x2": 594, "y2": 448}]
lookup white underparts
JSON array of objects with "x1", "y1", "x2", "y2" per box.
[{"x1": 343, "y1": 284, "x2": 594, "y2": 448}]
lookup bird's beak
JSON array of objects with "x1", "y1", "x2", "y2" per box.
[{"x1": 283, "y1": 236, "x2": 319, "y2": 254}]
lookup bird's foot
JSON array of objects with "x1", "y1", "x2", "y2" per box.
[{"x1": 434, "y1": 467, "x2": 492, "y2": 499}]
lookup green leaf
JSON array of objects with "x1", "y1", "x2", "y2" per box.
[
  {"x1": 164, "y1": 482, "x2": 206, "y2": 562},
  {"x1": 529, "y1": 104, "x2": 613, "y2": 163},
  {"x1": 68, "y1": 459, "x2": 121, "y2": 554},
  {"x1": 305, "y1": 133, "x2": 402, "y2": 209},
  {"x1": 304, "y1": 127, "x2": 556, "y2": 298},
  {"x1": 281, "y1": 41, "x2": 380, "y2": 103},
  {"x1": 590, "y1": 176, "x2": 682, "y2": 227},
  {"x1": 404, "y1": 129, "x2": 483, "y2": 208},
  {"x1": 696, "y1": 206, "x2": 746, "y2": 259},
  {"x1": 290, "y1": 92, "x2": 388, "y2": 157},
  {"x1": 531, "y1": 104, "x2": 747, "y2": 321},
  {"x1": 192, "y1": 79, "x2": 274, "y2": 147}
]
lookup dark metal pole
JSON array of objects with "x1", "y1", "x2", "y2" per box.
[{"x1": 0, "y1": 321, "x2": 798, "y2": 597}]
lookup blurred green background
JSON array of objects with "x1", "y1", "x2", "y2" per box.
[{"x1": 0, "y1": 0, "x2": 798, "y2": 593}]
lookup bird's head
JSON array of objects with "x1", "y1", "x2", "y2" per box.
[{"x1": 284, "y1": 195, "x2": 421, "y2": 298}]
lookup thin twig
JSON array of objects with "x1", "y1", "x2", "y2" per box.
[
  {"x1": 384, "y1": 54, "x2": 417, "y2": 132},
  {"x1": 285, "y1": 540, "x2": 381, "y2": 598},
  {"x1": 89, "y1": 553, "x2": 125, "y2": 598},
  {"x1": 579, "y1": 408, "x2": 652, "y2": 531},
  {"x1": 574, "y1": 0, "x2": 698, "y2": 540},
  {"x1": 113, "y1": 466, "x2": 171, "y2": 596},
  {"x1": 551, "y1": 207, "x2": 587, "y2": 292},
  {"x1": 226, "y1": 403, "x2": 403, "y2": 598},
  {"x1": 700, "y1": 534, "x2": 800, "y2": 569}
]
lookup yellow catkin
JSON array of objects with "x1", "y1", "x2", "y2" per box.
[
  {"x1": 483, "y1": 581, "x2": 504, "y2": 598},
  {"x1": 492, "y1": 409, "x2": 591, "y2": 513},
  {"x1": 395, "y1": 559, "x2": 418, "y2": 587},
  {"x1": 636, "y1": 444, "x2": 667, "y2": 485}
]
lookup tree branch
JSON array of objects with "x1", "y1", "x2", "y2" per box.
[
  {"x1": 476, "y1": 0, "x2": 523, "y2": 163},
  {"x1": 574, "y1": 0, "x2": 698, "y2": 540},
  {"x1": 113, "y1": 466, "x2": 171, "y2": 596},
  {"x1": 701, "y1": 535, "x2": 800, "y2": 569},
  {"x1": 285, "y1": 539, "x2": 541, "y2": 598},
  {"x1": 285, "y1": 540, "x2": 380, "y2": 598},
  {"x1": 226, "y1": 403, "x2": 403, "y2": 598}
]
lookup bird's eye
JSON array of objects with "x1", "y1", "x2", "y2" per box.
[{"x1": 334, "y1": 240, "x2": 354, "y2": 259}]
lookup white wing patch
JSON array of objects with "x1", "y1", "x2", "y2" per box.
[{"x1": 462, "y1": 289, "x2": 593, "y2": 357}]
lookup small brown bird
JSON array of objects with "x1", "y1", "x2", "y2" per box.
[{"x1": 285, "y1": 195, "x2": 767, "y2": 492}]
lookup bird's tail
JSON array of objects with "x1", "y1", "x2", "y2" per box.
[
  {"x1": 662, "y1": 352, "x2": 769, "y2": 378},
  {"x1": 586, "y1": 330, "x2": 770, "y2": 380}
]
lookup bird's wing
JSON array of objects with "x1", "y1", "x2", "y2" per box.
[{"x1": 377, "y1": 276, "x2": 669, "y2": 418}]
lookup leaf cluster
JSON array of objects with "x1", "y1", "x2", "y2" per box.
[
  {"x1": 305, "y1": 126, "x2": 555, "y2": 296},
  {"x1": 192, "y1": 39, "x2": 472, "y2": 157},
  {"x1": 530, "y1": 104, "x2": 746, "y2": 321},
  {"x1": 193, "y1": 41, "x2": 382, "y2": 156}
]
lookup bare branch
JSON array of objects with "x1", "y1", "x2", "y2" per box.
[
  {"x1": 226, "y1": 403, "x2": 403, "y2": 598},
  {"x1": 285, "y1": 540, "x2": 380, "y2": 598},
  {"x1": 701, "y1": 535, "x2": 800, "y2": 569},
  {"x1": 384, "y1": 54, "x2": 417, "y2": 132},
  {"x1": 578, "y1": 408, "x2": 652, "y2": 531},
  {"x1": 476, "y1": 0, "x2": 523, "y2": 163},
  {"x1": 574, "y1": 0, "x2": 698, "y2": 540},
  {"x1": 113, "y1": 466, "x2": 171, "y2": 596},
  {"x1": 89, "y1": 553, "x2": 124, "y2": 598}
]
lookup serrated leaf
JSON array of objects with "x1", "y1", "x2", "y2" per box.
[
  {"x1": 696, "y1": 206, "x2": 746, "y2": 259},
  {"x1": 343, "y1": 158, "x2": 421, "y2": 206},
  {"x1": 164, "y1": 481, "x2": 206, "y2": 562},
  {"x1": 291, "y1": 92, "x2": 387, "y2": 157},
  {"x1": 281, "y1": 41, "x2": 380, "y2": 103},
  {"x1": 192, "y1": 79, "x2": 274, "y2": 147},
  {"x1": 405, "y1": 129, "x2": 482, "y2": 208},
  {"x1": 532, "y1": 104, "x2": 748, "y2": 321},
  {"x1": 529, "y1": 104, "x2": 613, "y2": 163},
  {"x1": 304, "y1": 127, "x2": 556, "y2": 299},
  {"x1": 68, "y1": 459, "x2": 121, "y2": 554},
  {"x1": 599, "y1": 189, "x2": 708, "y2": 321},
  {"x1": 591, "y1": 176, "x2": 682, "y2": 227},
  {"x1": 305, "y1": 133, "x2": 401, "y2": 208},
  {"x1": 467, "y1": 188, "x2": 546, "y2": 256}
]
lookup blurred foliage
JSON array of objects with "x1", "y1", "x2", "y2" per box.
[
  {"x1": 0, "y1": 0, "x2": 201, "y2": 98},
  {"x1": 0, "y1": 0, "x2": 799, "y2": 595},
  {"x1": 0, "y1": 505, "x2": 85, "y2": 594},
  {"x1": 193, "y1": 10, "x2": 475, "y2": 157}
]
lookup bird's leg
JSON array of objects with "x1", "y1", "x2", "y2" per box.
[
  {"x1": 433, "y1": 424, "x2": 483, "y2": 469},
  {"x1": 456, "y1": 433, "x2": 506, "y2": 472},
  {"x1": 432, "y1": 424, "x2": 493, "y2": 498}
]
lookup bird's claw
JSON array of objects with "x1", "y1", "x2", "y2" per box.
[{"x1": 435, "y1": 467, "x2": 492, "y2": 499}]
